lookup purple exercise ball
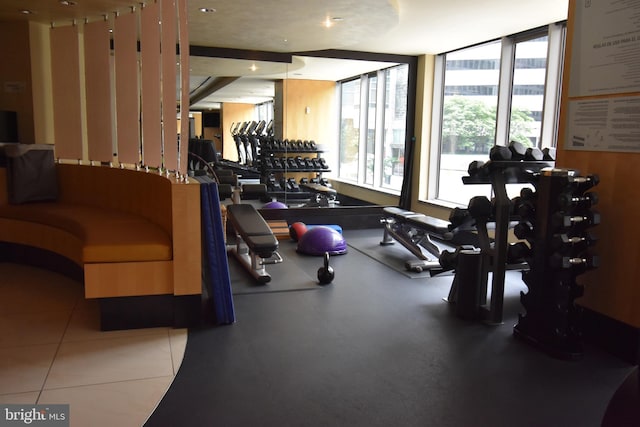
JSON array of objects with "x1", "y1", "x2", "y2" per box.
[
  {"x1": 263, "y1": 201, "x2": 288, "y2": 209},
  {"x1": 297, "y1": 226, "x2": 347, "y2": 256}
]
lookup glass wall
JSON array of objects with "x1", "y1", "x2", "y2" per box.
[
  {"x1": 338, "y1": 63, "x2": 409, "y2": 192},
  {"x1": 338, "y1": 78, "x2": 361, "y2": 182}
]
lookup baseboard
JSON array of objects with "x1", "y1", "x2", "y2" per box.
[
  {"x1": 174, "y1": 294, "x2": 206, "y2": 328},
  {"x1": 99, "y1": 294, "x2": 204, "y2": 331},
  {"x1": 580, "y1": 306, "x2": 640, "y2": 364},
  {"x1": 0, "y1": 241, "x2": 83, "y2": 282}
]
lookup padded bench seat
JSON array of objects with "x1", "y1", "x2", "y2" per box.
[
  {"x1": 0, "y1": 153, "x2": 204, "y2": 330},
  {"x1": 0, "y1": 202, "x2": 172, "y2": 264},
  {"x1": 226, "y1": 204, "x2": 278, "y2": 257},
  {"x1": 383, "y1": 206, "x2": 453, "y2": 239},
  {"x1": 300, "y1": 183, "x2": 338, "y2": 197}
]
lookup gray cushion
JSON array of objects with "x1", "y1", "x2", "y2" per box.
[{"x1": 5, "y1": 144, "x2": 58, "y2": 204}]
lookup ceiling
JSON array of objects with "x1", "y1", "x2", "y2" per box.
[{"x1": 0, "y1": 0, "x2": 569, "y2": 110}]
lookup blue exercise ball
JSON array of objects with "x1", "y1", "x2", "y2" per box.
[{"x1": 297, "y1": 226, "x2": 347, "y2": 256}]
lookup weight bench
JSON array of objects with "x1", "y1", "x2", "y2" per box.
[
  {"x1": 380, "y1": 207, "x2": 454, "y2": 272},
  {"x1": 300, "y1": 183, "x2": 339, "y2": 207},
  {"x1": 226, "y1": 204, "x2": 282, "y2": 283}
]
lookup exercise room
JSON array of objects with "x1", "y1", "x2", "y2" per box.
[{"x1": 1, "y1": 0, "x2": 639, "y2": 426}]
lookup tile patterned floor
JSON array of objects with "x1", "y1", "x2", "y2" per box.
[{"x1": 0, "y1": 262, "x2": 187, "y2": 427}]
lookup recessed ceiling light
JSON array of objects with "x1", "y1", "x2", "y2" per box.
[
  {"x1": 59, "y1": 0, "x2": 77, "y2": 6},
  {"x1": 199, "y1": 7, "x2": 216, "y2": 13},
  {"x1": 323, "y1": 16, "x2": 344, "y2": 28},
  {"x1": 249, "y1": 64, "x2": 257, "y2": 72},
  {"x1": 19, "y1": 9, "x2": 34, "y2": 15}
]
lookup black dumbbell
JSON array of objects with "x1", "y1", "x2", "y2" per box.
[
  {"x1": 552, "y1": 211, "x2": 600, "y2": 229},
  {"x1": 567, "y1": 174, "x2": 600, "y2": 192},
  {"x1": 304, "y1": 157, "x2": 314, "y2": 168},
  {"x1": 438, "y1": 249, "x2": 459, "y2": 272},
  {"x1": 467, "y1": 196, "x2": 492, "y2": 220},
  {"x1": 517, "y1": 201, "x2": 536, "y2": 220},
  {"x1": 287, "y1": 178, "x2": 300, "y2": 191},
  {"x1": 514, "y1": 221, "x2": 534, "y2": 240},
  {"x1": 438, "y1": 245, "x2": 476, "y2": 272},
  {"x1": 520, "y1": 187, "x2": 536, "y2": 201},
  {"x1": 287, "y1": 158, "x2": 298, "y2": 169},
  {"x1": 467, "y1": 160, "x2": 487, "y2": 177},
  {"x1": 508, "y1": 196, "x2": 522, "y2": 216},
  {"x1": 449, "y1": 207, "x2": 472, "y2": 229},
  {"x1": 551, "y1": 232, "x2": 598, "y2": 252},
  {"x1": 507, "y1": 241, "x2": 531, "y2": 263},
  {"x1": 508, "y1": 140, "x2": 527, "y2": 160},
  {"x1": 558, "y1": 191, "x2": 598, "y2": 209},
  {"x1": 524, "y1": 147, "x2": 544, "y2": 161},
  {"x1": 299, "y1": 177, "x2": 309, "y2": 184},
  {"x1": 550, "y1": 253, "x2": 599, "y2": 270},
  {"x1": 542, "y1": 147, "x2": 556, "y2": 161},
  {"x1": 490, "y1": 145, "x2": 512, "y2": 161},
  {"x1": 267, "y1": 176, "x2": 282, "y2": 191}
]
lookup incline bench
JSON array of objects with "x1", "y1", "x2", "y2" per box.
[
  {"x1": 299, "y1": 182, "x2": 338, "y2": 207},
  {"x1": 380, "y1": 206, "x2": 454, "y2": 272},
  {"x1": 226, "y1": 203, "x2": 282, "y2": 283}
]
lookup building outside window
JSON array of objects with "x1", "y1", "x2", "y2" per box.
[
  {"x1": 255, "y1": 100, "x2": 274, "y2": 125},
  {"x1": 339, "y1": 78, "x2": 361, "y2": 183},
  {"x1": 429, "y1": 24, "x2": 565, "y2": 206},
  {"x1": 338, "y1": 64, "x2": 409, "y2": 192}
]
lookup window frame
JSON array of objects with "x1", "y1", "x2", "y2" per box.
[
  {"x1": 337, "y1": 63, "x2": 411, "y2": 194},
  {"x1": 427, "y1": 22, "x2": 566, "y2": 206}
]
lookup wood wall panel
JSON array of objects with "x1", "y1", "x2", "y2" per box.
[
  {"x1": 556, "y1": 0, "x2": 640, "y2": 327},
  {"x1": 161, "y1": 0, "x2": 178, "y2": 171},
  {"x1": 171, "y1": 179, "x2": 202, "y2": 295},
  {"x1": 51, "y1": 25, "x2": 83, "y2": 160},
  {"x1": 84, "y1": 20, "x2": 113, "y2": 162},
  {"x1": 84, "y1": 261, "x2": 174, "y2": 298},
  {"x1": 279, "y1": 79, "x2": 336, "y2": 145},
  {"x1": 141, "y1": 1, "x2": 162, "y2": 168},
  {"x1": 114, "y1": 11, "x2": 140, "y2": 165},
  {"x1": 178, "y1": 0, "x2": 190, "y2": 175}
]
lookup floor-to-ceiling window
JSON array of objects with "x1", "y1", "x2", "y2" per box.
[
  {"x1": 339, "y1": 78, "x2": 361, "y2": 182},
  {"x1": 428, "y1": 23, "x2": 566, "y2": 206},
  {"x1": 338, "y1": 63, "x2": 409, "y2": 192}
]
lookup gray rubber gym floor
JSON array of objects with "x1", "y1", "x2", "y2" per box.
[{"x1": 146, "y1": 228, "x2": 633, "y2": 427}]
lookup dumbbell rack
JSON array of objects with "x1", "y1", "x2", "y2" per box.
[
  {"x1": 259, "y1": 140, "x2": 331, "y2": 200},
  {"x1": 513, "y1": 168, "x2": 599, "y2": 360},
  {"x1": 462, "y1": 160, "x2": 552, "y2": 324}
]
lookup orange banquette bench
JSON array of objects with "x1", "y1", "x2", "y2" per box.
[{"x1": 0, "y1": 144, "x2": 202, "y2": 330}]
